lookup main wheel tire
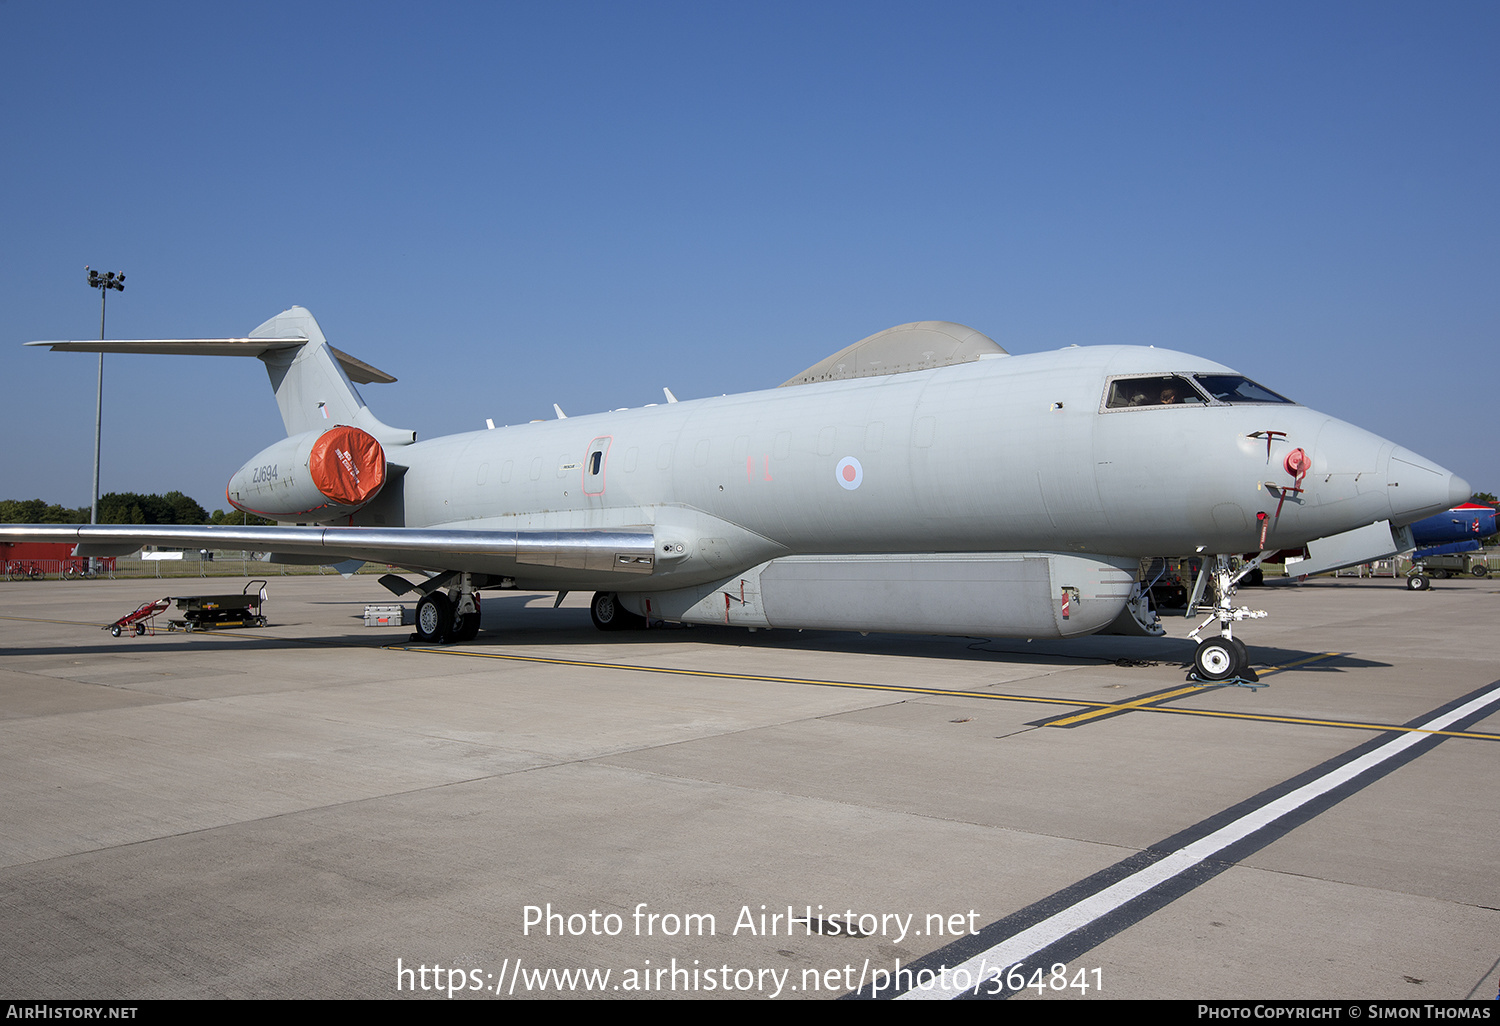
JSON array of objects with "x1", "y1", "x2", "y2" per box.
[
  {"x1": 590, "y1": 591, "x2": 646, "y2": 631},
  {"x1": 590, "y1": 591, "x2": 625, "y2": 631},
  {"x1": 1472, "y1": 565, "x2": 1489, "y2": 578},
  {"x1": 1406, "y1": 574, "x2": 1430, "y2": 591},
  {"x1": 415, "y1": 592, "x2": 453, "y2": 642},
  {"x1": 1432, "y1": 569, "x2": 1451, "y2": 579},
  {"x1": 450, "y1": 595, "x2": 481, "y2": 642},
  {"x1": 1194, "y1": 638, "x2": 1242, "y2": 681}
]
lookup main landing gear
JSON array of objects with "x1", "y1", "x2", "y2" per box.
[
  {"x1": 590, "y1": 591, "x2": 647, "y2": 631},
  {"x1": 1187, "y1": 554, "x2": 1268, "y2": 684},
  {"x1": 413, "y1": 574, "x2": 481, "y2": 643}
]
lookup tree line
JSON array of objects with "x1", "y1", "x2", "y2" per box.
[{"x1": 0, "y1": 493, "x2": 272, "y2": 526}]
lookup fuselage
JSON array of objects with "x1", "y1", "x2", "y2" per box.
[{"x1": 353, "y1": 344, "x2": 1467, "y2": 589}]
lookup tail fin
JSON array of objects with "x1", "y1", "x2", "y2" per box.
[
  {"x1": 248, "y1": 307, "x2": 414, "y2": 443},
  {"x1": 27, "y1": 306, "x2": 415, "y2": 445}
]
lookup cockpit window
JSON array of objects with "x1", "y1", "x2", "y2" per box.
[
  {"x1": 1191, "y1": 375, "x2": 1294, "y2": 404},
  {"x1": 1105, "y1": 375, "x2": 1209, "y2": 409}
]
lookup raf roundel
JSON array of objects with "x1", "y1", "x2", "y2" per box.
[{"x1": 835, "y1": 456, "x2": 863, "y2": 491}]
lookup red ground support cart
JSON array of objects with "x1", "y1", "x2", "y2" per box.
[{"x1": 105, "y1": 597, "x2": 171, "y2": 637}]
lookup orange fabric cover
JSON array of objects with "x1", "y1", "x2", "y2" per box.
[{"x1": 309, "y1": 426, "x2": 386, "y2": 506}]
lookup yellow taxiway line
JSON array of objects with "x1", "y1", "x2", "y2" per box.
[
  {"x1": 388, "y1": 643, "x2": 1499, "y2": 742},
  {"x1": 4, "y1": 615, "x2": 1489, "y2": 741},
  {"x1": 1046, "y1": 652, "x2": 1341, "y2": 726}
]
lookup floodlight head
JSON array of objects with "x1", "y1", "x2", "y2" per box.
[{"x1": 86, "y1": 268, "x2": 125, "y2": 291}]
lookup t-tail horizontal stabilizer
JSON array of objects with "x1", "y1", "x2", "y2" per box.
[{"x1": 27, "y1": 306, "x2": 415, "y2": 446}]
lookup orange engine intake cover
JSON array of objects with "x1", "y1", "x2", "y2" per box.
[{"x1": 308, "y1": 426, "x2": 386, "y2": 507}]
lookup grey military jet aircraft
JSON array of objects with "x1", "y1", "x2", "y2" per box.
[{"x1": 4, "y1": 309, "x2": 1468, "y2": 681}]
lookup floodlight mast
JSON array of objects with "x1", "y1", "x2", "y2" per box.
[{"x1": 85, "y1": 267, "x2": 125, "y2": 533}]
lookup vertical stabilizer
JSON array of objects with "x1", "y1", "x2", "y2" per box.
[{"x1": 250, "y1": 307, "x2": 415, "y2": 445}]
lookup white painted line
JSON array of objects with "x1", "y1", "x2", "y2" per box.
[{"x1": 899, "y1": 683, "x2": 1500, "y2": 1000}]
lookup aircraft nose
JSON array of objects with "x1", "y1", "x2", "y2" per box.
[
  {"x1": 1386, "y1": 445, "x2": 1470, "y2": 523},
  {"x1": 1452, "y1": 475, "x2": 1474, "y2": 507}
]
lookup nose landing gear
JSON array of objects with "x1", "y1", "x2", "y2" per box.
[{"x1": 1188, "y1": 554, "x2": 1267, "y2": 685}]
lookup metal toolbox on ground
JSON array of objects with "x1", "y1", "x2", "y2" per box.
[{"x1": 364, "y1": 604, "x2": 410, "y2": 627}]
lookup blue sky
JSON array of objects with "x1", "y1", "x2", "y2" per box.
[{"x1": 3, "y1": 1, "x2": 1495, "y2": 510}]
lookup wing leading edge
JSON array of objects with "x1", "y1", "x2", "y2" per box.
[{"x1": 0, "y1": 524, "x2": 657, "y2": 579}]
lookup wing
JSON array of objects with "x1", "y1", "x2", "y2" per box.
[{"x1": 0, "y1": 524, "x2": 657, "y2": 581}]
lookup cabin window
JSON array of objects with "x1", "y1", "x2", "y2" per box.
[
  {"x1": 913, "y1": 416, "x2": 936, "y2": 448},
  {"x1": 1105, "y1": 375, "x2": 1208, "y2": 409},
  {"x1": 774, "y1": 431, "x2": 792, "y2": 461}
]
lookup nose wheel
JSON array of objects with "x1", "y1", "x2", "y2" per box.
[
  {"x1": 1188, "y1": 554, "x2": 1266, "y2": 685},
  {"x1": 1193, "y1": 635, "x2": 1250, "y2": 681}
]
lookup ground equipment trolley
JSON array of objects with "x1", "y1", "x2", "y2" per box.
[{"x1": 165, "y1": 580, "x2": 269, "y2": 632}]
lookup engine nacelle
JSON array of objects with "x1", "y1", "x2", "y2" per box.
[{"x1": 227, "y1": 426, "x2": 387, "y2": 522}]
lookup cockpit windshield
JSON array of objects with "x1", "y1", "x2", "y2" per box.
[
  {"x1": 1105, "y1": 375, "x2": 1209, "y2": 409},
  {"x1": 1104, "y1": 373, "x2": 1295, "y2": 410},
  {"x1": 1190, "y1": 375, "x2": 1294, "y2": 404}
]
